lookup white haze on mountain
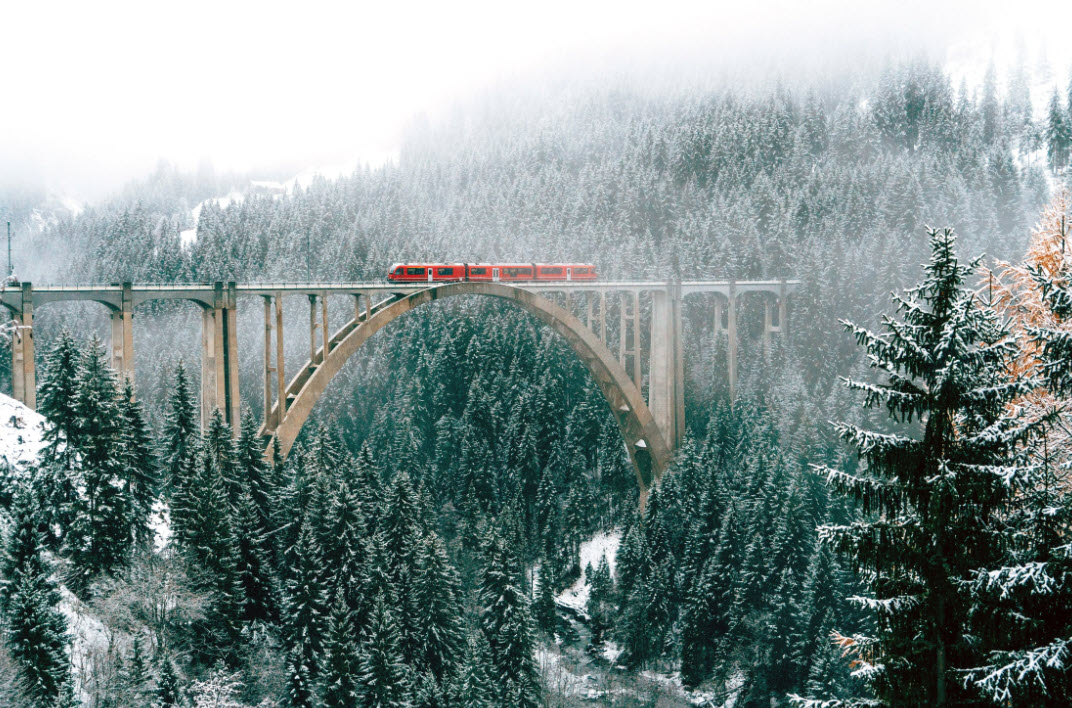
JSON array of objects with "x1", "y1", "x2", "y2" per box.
[{"x1": 1, "y1": 0, "x2": 1069, "y2": 203}]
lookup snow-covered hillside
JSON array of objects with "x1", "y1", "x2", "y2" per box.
[{"x1": 0, "y1": 393, "x2": 48, "y2": 478}]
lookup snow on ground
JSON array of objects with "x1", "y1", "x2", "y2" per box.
[
  {"x1": 58, "y1": 585, "x2": 111, "y2": 704},
  {"x1": 151, "y1": 500, "x2": 172, "y2": 552},
  {"x1": 557, "y1": 529, "x2": 621, "y2": 617},
  {"x1": 0, "y1": 393, "x2": 48, "y2": 476}
]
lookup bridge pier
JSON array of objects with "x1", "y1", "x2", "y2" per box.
[
  {"x1": 110, "y1": 282, "x2": 134, "y2": 388},
  {"x1": 201, "y1": 282, "x2": 240, "y2": 434},
  {"x1": 11, "y1": 283, "x2": 35, "y2": 410},
  {"x1": 648, "y1": 283, "x2": 685, "y2": 449}
]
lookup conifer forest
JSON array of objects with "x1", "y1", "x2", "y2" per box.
[{"x1": 3, "y1": 11, "x2": 1072, "y2": 707}]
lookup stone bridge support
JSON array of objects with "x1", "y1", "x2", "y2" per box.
[
  {"x1": 11, "y1": 284, "x2": 34, "y2": 410},
  {"x1": 201, "y1": 282, "x2": 240, "y2": 432},
  {"x1": 648, "y1": 283, "x2": 685, "y2": 449},
  {"x1": 110, "y1": 282, "x2": 134, "y2": 387}
]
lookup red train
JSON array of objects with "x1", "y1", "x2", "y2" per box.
[{"x1": 387, "y1": 263, "x2": 598, "y2": 283}]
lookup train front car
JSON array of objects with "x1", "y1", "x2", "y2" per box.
[{"x1": 387, "y1": 264, "x2": 466, "y2": 283}]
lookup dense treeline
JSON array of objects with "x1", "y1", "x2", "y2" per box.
[{"x1": 3, "y1": 56, "x2": 1072, "y2": 705}]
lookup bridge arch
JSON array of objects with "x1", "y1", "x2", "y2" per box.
[{"x1": 264, "y1": 282, "x2": 674, "y2": 501}]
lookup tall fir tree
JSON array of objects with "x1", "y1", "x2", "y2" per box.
[
  {"x1": 66, "y1": 336, "x2": 136, "y2": 588},
  {"x1": 1, "y1": 491, "x2": 71, "y2": 704},
  {"x1": 118, "y1": 379, "x2": 159, "y2": 549},
  {"x1": 478, "y1": 528, "x2": 540, "y2": 708},
  {"x1": 802, "y1": 228, "x2": 1044, "y2": 706},
  {"x1": 358, "y1": 592, "x2": 411, "y2": 708}
]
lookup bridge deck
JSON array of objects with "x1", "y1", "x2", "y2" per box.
[{"x1": 2, "y1": 279, "x2": 800, "y2": 310}]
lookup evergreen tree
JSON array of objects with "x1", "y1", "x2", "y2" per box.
[
  {"x1": 181, "y1": 451, "x2": 245, "y2": 664},
  {"x1": 157, "y1": 656, "x2": 182, "y2": 707},
  {"x1": 233, "y1": 489, "x2": 277, "y2": 623},
  {"x1": 162, "y1": 360, "x2": 199, "y2": 502},
  {"x1": 285, "y1": 523, "x2": 327, "y2": 680},
  {"x1": 478, "y1": 529, "x2": 540, "y2": 707},
  {"x1": 586, "y1": 555, "x2": 615, "y2": 653},
  {"x1": 447, "y1": 631, "x2": 495, "y2": 708},
  {"x1": 1045, "y1": 88, "x2": 1071, "y2": 172},
  {"x1": 413, "y1": 534, "x2": 465, "y2": 681},
  {"x1": 807, "y1": 228, "x2": 1042, "y2": 706},
  {"x1": 533, "y1": 559, "x2": 559, "y2": 637},
  {"x1": 66, "y1": 336, "x2": 136, "y2": 588},
  {"x1": 1, "y1": 491, "x2": 70, "y2": 704},
  {"x1": 118, "y1": 379, "x2": 159, "y2": 549},
  {"x1": 321, "y1": 589, "x2": 361, "y2": 708},
  {"x1": 358, "y1": 593, "x2": 411, "y2": 708}
]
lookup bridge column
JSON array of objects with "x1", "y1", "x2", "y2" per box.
[
  {"x1": 728, "y1": 281, "x2": 738, "y2": 401},
  {"x1": 11, "y1": 283, "x2": 35, "y2": 410},
  {"x1": 110, "y1": 282, "x2": 134, "y2": 388},
  {"x1": 649, "y1": 283, "x2": 684, "y2": 450},
  {"x1": 202, "y1": 282, "x2": 240, "y2": 434}
]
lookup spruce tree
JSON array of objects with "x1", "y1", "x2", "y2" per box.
[
  {"x1": 285, "y1": 523, "x2": 327, "y2": 680},
  {"x1": 1, "y1": 491, "x2": 70, "y2": 704},
  {"x1": 118, "y1": 379, "x2": 159, "y2": 550},
  {"x1": 66, "y1": 336, "x2": 136, "y2": 587},
  {"x1": 321, "y1": 589, "x2": 361, "y2": 708},
  {"x1": 161, "y1": 360, "x2": 199, "y2": 501},
  {"x1": 804, "y1": 228, "x2": 1042, "y2": 706},
  {"x1": 413, "y1": 534, "x2": 465, "y2": 681},
  {"x1": 478, "y1": 528, "x2": 540, "y2": 707},
  {"x1": 358, "y1": 593, "x2": 411, "y2": 708}
]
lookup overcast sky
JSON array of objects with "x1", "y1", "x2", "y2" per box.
[{"x1": 1, "y1": 0, "x2": 1068, "y2": 200}]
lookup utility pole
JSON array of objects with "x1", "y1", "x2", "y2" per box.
[
  {"x1": 306, "y1": 230, "x2": 311, "y2": 282},
  {"x1": 6, "y1": 222, "x2": 10, "y2": 276}
]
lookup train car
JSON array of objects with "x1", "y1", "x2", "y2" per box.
[
  {"x1": 534, "y1": 263, "x2": 598, "y2": 281},
  {"x1": 387, "y1": 263, "x2": 467, "y2": 283},
  {"x1": 387, "y1": 262, "x2": 598, "y2": 282},
  {"x1": 466, "y1": 264, "x2": 535, "y2": 282}
]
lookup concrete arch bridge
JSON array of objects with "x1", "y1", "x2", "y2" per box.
[{"x1": 4, "y1": 278, "x2": 798, "y2": 505}]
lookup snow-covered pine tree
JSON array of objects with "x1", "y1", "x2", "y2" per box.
[
  {"x1": 447, "y1": 631, "x2": 495, "y2": 708},
  {"x1": 357, "y1": 592, "x2": 411, "y2": 708},
  {"x1": 799, "y1": 228, "x2": 1040, "y2": 706},
  {"x1": 1, "y1": 491, "x2": 70, "y2": 704},
  {"x1": 321, "y1": 589, "x2": 361, "y2": 708},
  {"x1": 1046, "y1": 88, "x2": 1071, "y2": 172},
  {"x1": 284, "y1": 523, "x2": 327, "y2": 681},
  {"x1": 156, "y1": 656, "x2": 182, "y2": 707},
  {"x1": 180, "y1": 451, "x2": 245, "y2": 664},
  {"x1": 232, "y1": 488, "x2": 277, "y2": 623},
  {"x1": 586, "y1": 555, "x2": 615, "y2": 654},
  {"x1": 532, "y1": 556, "x2": 558, "y2": 637},
  {"x1": 161, "y1": 360, "x2": 199, "y2": 498},
  {"x1": 37, "y1": 329, "x2": 81, "y2": 463},
  {"x1": 478, "y1": 527, "x2": 540, "y2": 707},
  {"x1": 66, "y1": 336, "x2": 136, "y2": 588},
  {"x1": 235, "y1": 406, "x2": 274, "y2": 533},
  {"x1": 118, "y1": 378, "x2": 159, "y2": 549},
  {"x1": 413, "y1": 534, "x2": 465, "y2": 681}
]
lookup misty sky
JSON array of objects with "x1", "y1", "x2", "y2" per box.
[{"x1": 2, "y1": 0, "x2": 1068, "y2": 200}]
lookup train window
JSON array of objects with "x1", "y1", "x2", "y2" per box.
[
  {"x1": 544, "y1": 267, "x2": 562, "y2": 275},
  {"x1": 406, "y1": 267, "x2": 425, "y2": 275},
  {"x1": 471, "y1": 267, "x2": 486, "y2": 275},
  {"x1": 437, "y1": 267, "x2": 453, "y2": 276}
]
